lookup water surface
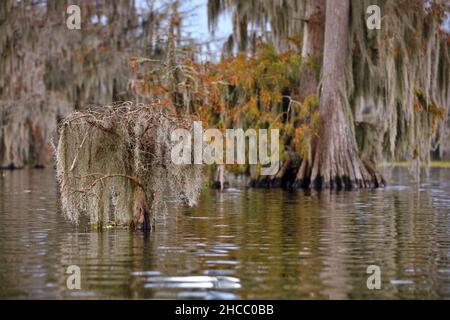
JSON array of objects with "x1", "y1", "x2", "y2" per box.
[{"x1": 0, "y1": 167, "x2": 450, "y2": 299}]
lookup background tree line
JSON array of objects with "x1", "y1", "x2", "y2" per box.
[{"x1": 1, "y1": 0, "x2": 449, "y2": 190}]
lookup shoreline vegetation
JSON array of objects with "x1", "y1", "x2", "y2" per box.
[{"x1": 0, "y1": 0, "x2": 449, "y2": 229}]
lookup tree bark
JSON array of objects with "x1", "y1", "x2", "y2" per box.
[
  {"x1": 305, "y1": 0, "x2": 384, "y2": 190},
  {"x1": 298, "y1": 0, "x2": 325, "y2": 100}
]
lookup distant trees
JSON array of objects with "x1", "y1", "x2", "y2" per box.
[
  {"x1": 0, "y1": 0, "x2": 166, "y2": 168},
  {"x1": 1, "y1": 0, "x2": 449, "y2": 192}
]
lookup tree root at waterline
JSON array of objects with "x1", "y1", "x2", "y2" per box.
[
  {"x1": 249, "y1": 157, "x2": 297, "y2": 189},
  {"x1": 294, "y1": 157, "x2": 385, "y2": 191},
  {"x1": 250, "y1": 153, "x2": 384, "y2": 191}
]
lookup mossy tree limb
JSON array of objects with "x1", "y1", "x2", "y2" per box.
[{"x1": 56, "y1": 102, "x2": 203, "y2": 229}]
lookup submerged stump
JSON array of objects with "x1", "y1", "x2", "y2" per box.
[{"x1": 56, "y1": 102, "x2": 203, "y2": 230}]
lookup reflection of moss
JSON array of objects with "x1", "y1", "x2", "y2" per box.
[
  {"x1": 380, "y1": 161, "x2": 450, "y2": 168},
  {"x1": 91, "y1": 220, "x2": 130, "y2": 230}
]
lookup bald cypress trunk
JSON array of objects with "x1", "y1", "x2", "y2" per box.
[{"x1": 306, "y1": 0, "x2": 384, "y2": 190}]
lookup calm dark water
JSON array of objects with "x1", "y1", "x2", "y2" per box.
[{"x1": 0, "y1": 167, "x2": 450, "y2": 299}]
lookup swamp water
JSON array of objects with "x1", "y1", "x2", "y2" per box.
[{"x1": 0, "y1": 167, "x2": 450, "y2": 299}]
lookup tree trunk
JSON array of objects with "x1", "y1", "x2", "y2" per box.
[
  {"x1": 298, "y1": 0, "x2": 325, "y2": 100},
  {"x1": 133, "y1": 185, "x2": 153, "y2": 231},
  {"x1": 212, "y1": 164, "x2": 230, "y2": 190},
  {"x1": 305, "y1": 0, "x2": 384, "y2": 190}
]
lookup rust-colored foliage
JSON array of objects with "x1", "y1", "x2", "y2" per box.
[{"x1": 132, "y1": 44, "x2": 319, "y2": 173}]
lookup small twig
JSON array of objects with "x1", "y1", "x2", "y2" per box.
[{"x1": 85, "y1": 173, "x2": 145, "y2": 192}]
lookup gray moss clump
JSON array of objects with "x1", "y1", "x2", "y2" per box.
[
  {"x1": 56, "y1": 102, "x2": 203, "y2": 229},
  {"x1": 349, "y1": 0, "x2": 450, "y2": 176}
]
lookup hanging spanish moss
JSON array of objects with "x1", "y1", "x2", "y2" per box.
[
  {"x1": 208, "y1": 0, "x2": 305, "y2": 53},
  {"x1": 349, "y1": 0, "x2": 450, "y2": 178},
  {"x1": 0, "y1": 95, "x2": 72, "y2": 168},
  {"x1": 56, "y1": 102, "x2": 203, "y2": 229}
]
